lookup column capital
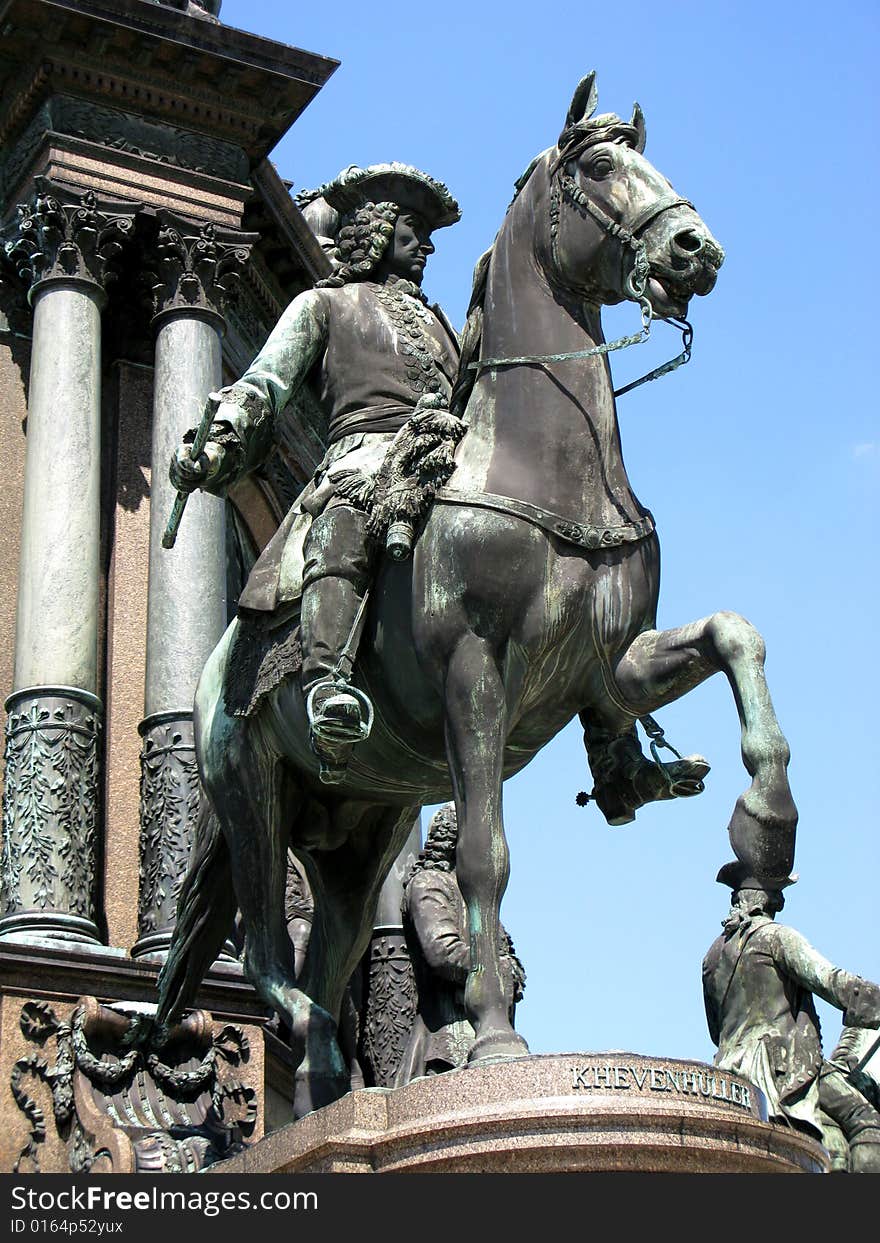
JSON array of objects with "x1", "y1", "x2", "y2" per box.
[
  {"x1": 0, "y1": 240, "x2": 31, "y2": 336},
  {"x1": 146, "y1": 212, "x2": 257, "y2": 328},
  {"x1": 5, "y1": 179, "x2": 140, "y2": 302}
]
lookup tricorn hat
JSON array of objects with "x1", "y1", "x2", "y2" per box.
[
  {"x1": 716, "y1": 860, "x2": 798, "y2": 892},
  {"x1": 323, "y1": 163, "x2": 460, "y2": 230}
]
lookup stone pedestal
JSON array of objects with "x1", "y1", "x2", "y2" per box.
[
  {"x1": 0, "y1": 940, "x2": 271, "y2": 1174},
  {"x1": 213, "y1": 1052, "x2": 830, "y2": 1174}
]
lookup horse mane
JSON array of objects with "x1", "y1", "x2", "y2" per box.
[
  {"x1": 450, "y1": 245, "x2": 493, "y2": 417},
  {"x1": 450, "y1": 118, "x2": 635, "y2": 417},
  {"x1": 450, "y1": 149, "x2": 552, "y2": 417}
]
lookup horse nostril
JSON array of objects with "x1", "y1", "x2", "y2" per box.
[{"x1": 673, "y1": 229, "x2": 703, "y2": 255}]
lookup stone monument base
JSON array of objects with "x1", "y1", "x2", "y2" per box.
[{"x1": 214, "y1": 1052, "x2": 828, "y2": 1174}]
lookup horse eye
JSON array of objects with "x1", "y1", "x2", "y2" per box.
[{"x1": 589, "y1": 156, "x2": 614, "y2": 179}]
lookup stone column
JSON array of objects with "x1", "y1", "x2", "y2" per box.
[
  {"x1": 360, "y1": 816, "x2": 422, "y2": 1086},
  {"x1": 133, "y1": 216, "x2": 252, "y2": 958},
  {"x1": 0, "y1": 183, "x2": 136, "y2": 944}
]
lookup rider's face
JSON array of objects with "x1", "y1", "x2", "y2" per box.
[{"x1": 384, "y1": 211, "x2": 435, "y2": 284}]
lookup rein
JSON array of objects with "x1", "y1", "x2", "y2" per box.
[{"x1": 468, "y1": 160, "x2": 694, "y2": 397}]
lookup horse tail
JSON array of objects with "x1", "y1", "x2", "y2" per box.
[
  {"x1": 155, "y1": 797, "x2": 237, "y2": 1026},
  {"x1": 450, "y1": 245, "x2": 493, "y2": 419}
]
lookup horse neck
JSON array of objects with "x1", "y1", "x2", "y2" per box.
[{"x1": 456, "y1": 169, "x2": 644, "y2": 527}]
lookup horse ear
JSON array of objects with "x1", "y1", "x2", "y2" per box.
[
  {"x1": 566, "y1": 73, "x2": 598, "y2": 128},
  {"x1": 631, "y1": 101, "x2": 646, "y2": 153}
]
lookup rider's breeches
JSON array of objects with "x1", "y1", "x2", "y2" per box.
[{"x1": 300, "y1": 501, "x2": 371, "y2": 691}]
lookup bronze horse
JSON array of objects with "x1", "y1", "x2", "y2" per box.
[{"x1": 157, "y1": 74, "x2": 797, "y2": 1115}]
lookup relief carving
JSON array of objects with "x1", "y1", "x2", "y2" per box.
[
  {"x1": 359, "y1": 932, "x2": 416, "y2": 1087},
  {"x1": 146, "y1": 215, "x2": 254, "y2": 320},
  {"x1": 0, "y1": 691, "x2": 101, "y2": 930},
  {"x1": 137, "y1": 714, "x2": 200, "y2": 946},
  {"x1": 10, "y1": 998, "x2": 256, "y2": 1174}
]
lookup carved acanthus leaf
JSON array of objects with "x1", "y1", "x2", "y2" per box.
[
  {"x1": 5, "y1": 181, "x2": 138, "y2": 291},
  {"x1": 1, "y1": 693, "x2": 100, "y2": 922},
  {"x1": 360, "y1": 933, "x2": 416, "y2": 1086},
  {"x1": 137, "y1": 716, "x2": 200, "y2": 938},
  {"x1": 146, "y1": 217, "x2": 255, "y2": 318}
]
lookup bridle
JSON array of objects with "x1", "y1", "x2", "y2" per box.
[{"x1": 469, "y1": 152, "x2": 695, "y2": 397}]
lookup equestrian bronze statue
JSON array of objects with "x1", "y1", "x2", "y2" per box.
[{"x1": 157, "y1": 74, "x2": 798, "y2": 1119}]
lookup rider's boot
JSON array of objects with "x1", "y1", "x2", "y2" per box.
[
  {"x1": 301, "y1": 503, "x2": 374, "y2": 784},
  {"x1": 580, "y1": 716, "x2": 709, "y2": 826}
]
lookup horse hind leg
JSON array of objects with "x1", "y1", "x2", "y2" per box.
[
  {"x1": 443, "y1": 634, "x2": 529, "y2": 1063},
  {"x1": 297, "y1": 801, "x2": 419, "y2": 1041},
  {"x1": 612, "y1": 611, "x2": 798, "y2": 884},
  {"x1": 203, "y1": 712, "x2": 349, "y2": 1117}
]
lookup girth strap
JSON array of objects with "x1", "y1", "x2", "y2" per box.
[{"x1": 433, "y1": 487, "x2": 655, "y2": 551}]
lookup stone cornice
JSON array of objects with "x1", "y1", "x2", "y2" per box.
[
  {"x1": 0, "y1": 937, "x2": 269, "y2": 1022},
  {"x1": 0, "y1": 0, "x2": 339, "y2": 161}
]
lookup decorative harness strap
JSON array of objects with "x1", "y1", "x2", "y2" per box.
[{"x1": 434, "y1": 486, "x2": 654, "y2": 551}]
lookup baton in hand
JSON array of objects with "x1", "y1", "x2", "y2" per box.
[{"x1": 162, "y1": 397, "x2": 217, "y2": 549}]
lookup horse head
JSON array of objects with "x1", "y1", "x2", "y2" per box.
[{"x1": 540, "y1": 72, "x2": 724, "y2": 319}]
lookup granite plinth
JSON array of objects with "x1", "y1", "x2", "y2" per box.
[{"x1": 213, "y1": 1051, "x2": 829, "y2": 1174}]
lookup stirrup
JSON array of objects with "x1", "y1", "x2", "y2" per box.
[
  {"x1": 306, "y1": 681, "x2": 374, "y2": 747},
  {"x1": 578, "y1": 747, "x2": 709, "y2": 826}
]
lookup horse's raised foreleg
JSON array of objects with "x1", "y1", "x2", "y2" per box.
[
  {"x1": 443, "y1": 635, "x2": 530, "y2": 1063},
  {"x1": 202, "y1": 710, "x2": 348, "y2": 1117},
  {"x1": 613, "y1": 611, "x2": 797, "y2": 883}
]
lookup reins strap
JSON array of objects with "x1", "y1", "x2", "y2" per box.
[
  {"x1": 468, "y1": 305, "x2": 651, "y2": 373},
  {"x1": 469, "y1": 312, "x2": 693, "y2": 400},
  {"x1": 612, "y1": 317, "x2": 692, "y2": 398}
]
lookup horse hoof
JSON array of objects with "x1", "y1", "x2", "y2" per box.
[
  {"x1": 467, "y1": 1030, "x2": 530, "y2": 1065},
  {"x1": 727, "y1": 791, "x2": 797, "y2": 883}
]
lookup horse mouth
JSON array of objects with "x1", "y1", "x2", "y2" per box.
[
  {"x1": 647, "y1": 255, "x2": 720, "y2": 319},
  {"x1": 646, "y1": 275, "x2": 692, "y2": 319}
]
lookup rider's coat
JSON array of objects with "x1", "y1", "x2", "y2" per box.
[{"x1": 207, "y1": 278, "x2": 459, "y2": 612}]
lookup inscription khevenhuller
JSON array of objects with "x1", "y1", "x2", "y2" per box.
[{"x1": 569, "y1": 1063, "x2": 753, "y2": 1110}]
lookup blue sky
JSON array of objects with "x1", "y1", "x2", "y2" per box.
[{"x1": 221, "y1": 0, "x2": 879, "y2": 1066}]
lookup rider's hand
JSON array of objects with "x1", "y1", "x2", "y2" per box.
[{"x1": 169, "y1": 441, "x2": 226, "y2": 494}]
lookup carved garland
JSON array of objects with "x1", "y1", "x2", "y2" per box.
[{"x1": 10, "y1": 1000, "x2": 256, "y2": 1174}]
